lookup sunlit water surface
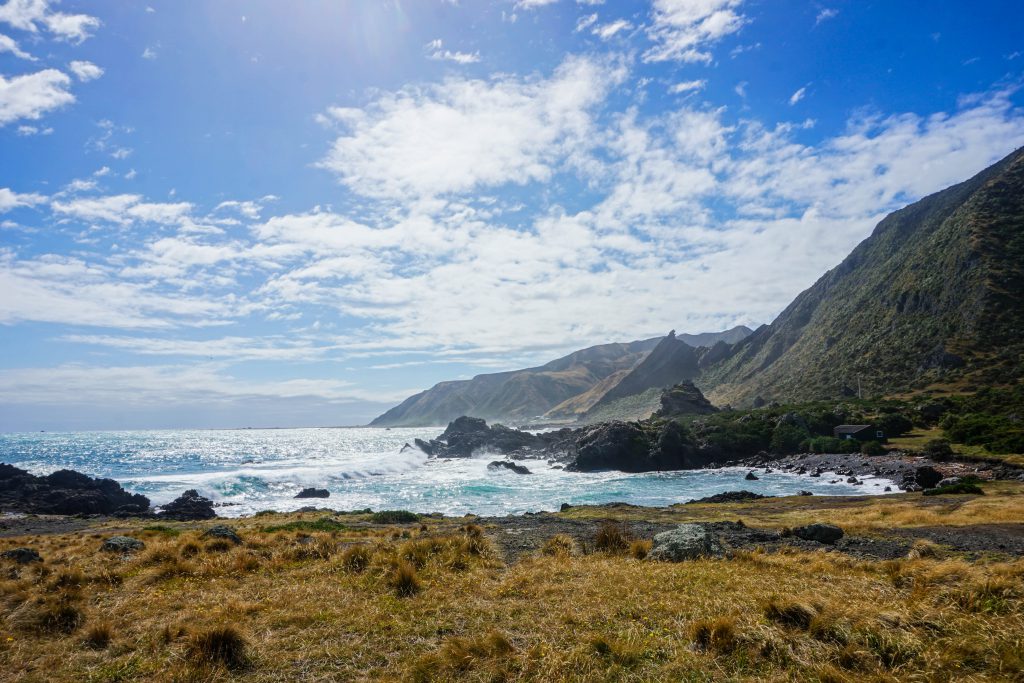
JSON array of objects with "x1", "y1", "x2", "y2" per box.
[{"x1": 0, "y1": 428, "x2": 895, "y2": 517}]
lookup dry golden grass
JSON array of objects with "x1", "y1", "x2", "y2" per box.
[{"x1": 0, "y1": 500, "x2": 1021, "y2": 681}]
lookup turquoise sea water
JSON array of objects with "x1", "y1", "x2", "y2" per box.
[{"x1": 0, "y1": 428, "x2": 896, "y2": 517}]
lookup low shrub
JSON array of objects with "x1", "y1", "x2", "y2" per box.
[
  {"x1": 923, "y1": 482, "x2": 984, "y2": 496},
  {"x1": 922, "y1": 438, "x2": 954, "y2": 461},
  {"x1": 372, "y1": 510, "x2": 420, "y2": 524},
  {"x1": 860, "y1": 440, "x2": 886, "y2": 456}
]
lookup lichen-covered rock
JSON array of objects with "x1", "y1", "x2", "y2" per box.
[
  {"x1": 201, "y1": 525, "x2": 242, "y2": 544},
  {"x1": 792, "y1": 523, "x2": 843, "y2": 544},
  {"x1": 101, "y1": 536, "x2": 145, "y2": 553},
  {"x1": 647, "y1": 524, "x2": 726, "y2": 562}
]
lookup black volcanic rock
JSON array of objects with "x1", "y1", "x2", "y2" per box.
[
  {"x1": 686, "y1": 490, "x2": 768, "y2": 504},
  {"x1": 158, "y1": 489, "x2": 216, "y2": 521},
  {"x1": 0, "y1": 463, "x2": 150, "y2": 516},
  {"x1": 487, "y1": 460, "x2": 532, "y2": 475},
  {"x1": 295, "y1": 487, "x2": 330, "y2": 499},
  {"x1": 655, "y1": 381, "x2": 718, "y2": 417},
  {"x1": 415, "y1": 416, "x2": 551, "y2": 458}
]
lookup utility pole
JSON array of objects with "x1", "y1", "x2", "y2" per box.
[{"x1": 858, "y1": 376, "x2": 862, "y2": 400}]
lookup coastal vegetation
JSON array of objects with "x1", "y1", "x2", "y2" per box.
[{"x1": 1, "y1": 488, "x2": 1022, "y2": 681}]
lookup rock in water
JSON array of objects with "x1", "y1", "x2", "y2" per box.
[
  {"x1": 415, "y1": 416, "x2": 550, "y2": 458},
  {"x1": 101, "y1": 536, "x2": 145, "y2": 553},
  {"x1": 295, "y1": 487, "x2": 330, "y2": 499},
  {"x1": 0, "y1": 463, "x2": 150, "y2": 516},
  {"x1": 647, "y1": 524, "x2": 726, "y2": 561},
  {"x1": 745, "y1": 471, "x2": 759, "y2": 481},
  {"x1": 201, "y1": 525, "x2": 242, "y2": 544},
  {"x1": 487, "y1": 460, "x2": 532, "y2": 475},
  {"x1": 792, "y1": 523, "x2": 844, "y2": 544},
  {"x1": 158, "y1": 489, "x2": 216, "y2": 521},
  {"x1": 0, "y1": 547, "x2": 42, "y2": 564}
]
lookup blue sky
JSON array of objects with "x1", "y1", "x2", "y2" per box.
[{"x1": 1, "y1": 0, "x2": 1022, "y2": 430}]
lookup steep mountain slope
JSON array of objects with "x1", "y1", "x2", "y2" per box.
[
  {"x1": 583, "y1": 331, "x2": 701, "y2": 418},
  {"x1": 370, "y1": 326, "x2": 752, "y2": 426},
  {"x1": 701, "y1": 146, "x2": 1024, "y2": 406}
]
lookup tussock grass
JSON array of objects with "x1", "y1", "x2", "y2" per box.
[
  {"x1": 83, "y1": 621, "x2": 113, "y2": 649},
  {"x1": 540, "y1": 533, "x2": 578, "y2": 557},
  {"x1": 1, "y1": 497, "x2": 1022, "y2": 681},
  {"x1": 391, "y1": 561, "x2": 421, "y2": 597},
  {"x1": 593, "y1": 521, "x2": 630, "y2": 554},
  {"x1": 187, "y1": 624, "x2": 249, "y2": 669},
  {"x1": 629, "y1": 538, "x2": 653, "y2": 560}
]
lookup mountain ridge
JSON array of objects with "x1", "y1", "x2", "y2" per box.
[{"x1": 369, "y1": 326, "x2": 753, "y2": 427}]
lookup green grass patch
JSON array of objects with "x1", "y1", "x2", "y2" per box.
[
  {"x1": 260, "y1": 516, "x2": 348, "y2": 533},
  {"x1": 141, "y1": 524, "x2": 181, "y2": 537}
]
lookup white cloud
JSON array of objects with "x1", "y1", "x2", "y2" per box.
[
  {"x1": 317, "y1": 55, "x2": 625, "y2": 199},
  {"x1": 0, "y1": 68, "x2": 74, "y2": 125},
  {"x1": 425, "y1": 39, "x2": 480, "y2": 64},
  {"x1": 593, "y1": 19, "x2": 632, "y2": 40},
  {"x1": 789, "y1": 86, "x2": 807, "y2": 105},
  {"x1": 815, "y1": 8, "x2": 838, "y2": 24},
  {"x1": 16, "y1": 123, "x2": 51, "y2": 135},
  {"x1": 68, "y1": 60, "x2": 103, "y2": 82},
  {"x1": 142, "y1": 46, "x2": 157, "y2": 59},
  {"x1": 0, "y1": 187, "x2": 45, "y2": 211},
  {"x1": 0, "y1": 0, "x2": 100, "y2": 43},
  {"x1": 644, "y1": 0, "x2": 746, "y2": 63},
  {"x1": 51, "y1": 194, "x2": 193, "y2": 226},
  {"x1": 0, "y1": 31, "x2": 33, "y2": 59},
  {"x1": 575, "y1": 13, "x2": 597, "y2": 32},
  {"x1": 668, "y1": 79, "x2": 706, "y2": 94},
  {"x1": 514, "y1": 0, "x2": 558, "y2": 9}
]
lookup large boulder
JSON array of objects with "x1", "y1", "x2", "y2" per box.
[
  {"x1": 0, "y1": 463, "x2": 150, "y2": 516},
  {"x1": 101, "y1": 536, "x2": 145, "y2": 553},
  {"x1": 201, "y1": 525, "x2": 242, "y2": 544},
  {"x1": 158, "y1": 489, "x2": 216, "y2": 521},
  {"x1": 686, "y1": 491, "x2": 767, "y2": 505},
  {"x1": 1, "y1": 547, "x2": 42, "y2": 564},
  {"x1": 648, "y1": 524, "x2": 726, "y2": 561},
  {"x1": 906, "y1": 465, "x2": 944, "y2": 490},
  {"x1": 792, "y1": 523, "x2": 844, "y2": 544}
]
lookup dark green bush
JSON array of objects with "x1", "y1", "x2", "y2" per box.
[
  {"x1": 770, "y1": 424, "x2": 810, "y2": 454},
  {"x1": 860, "y1": 440, "x2": 886, "y2": 456},
  {"x1": 371, "y1": 510, "x2": 420, "y2": 524},
  {"x1": 922, "y1": 438, "x2": 954, "y2": 461},
  {"x1": 803, "y1": 436, "x2": 859, "y2": 454}
]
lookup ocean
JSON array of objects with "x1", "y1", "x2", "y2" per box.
[{"x1": 0, "y1": 427, "x2": 896, "y2": 517}]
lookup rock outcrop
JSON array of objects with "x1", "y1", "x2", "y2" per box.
[
  {"x1": 655, "y1": 381, "x2": 718, "y2": 417},
  {"x1": 413, "y1": 416, "x2": 568, "y2": 458},
  {"x1": 648, "y1": 524, "x2": 726, "y2": 561},
  {"x1": 792, "y1": 523, "x2": 844, "y2": 544},
  {"x1": 0, "y1": 463, "x2": 150, "y2": 516},
  {"x1": 158, "y1": 489, "x2": 216, "y2": 521}
]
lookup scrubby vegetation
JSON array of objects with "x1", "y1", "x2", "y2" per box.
[{"x1": 0, "y1": 492, "x2": 1021, "y2": 680}]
